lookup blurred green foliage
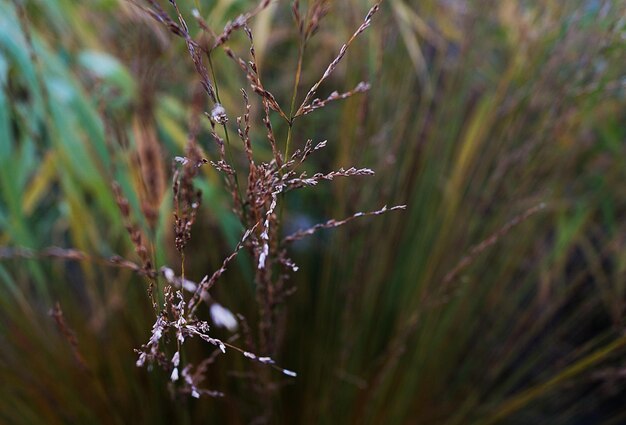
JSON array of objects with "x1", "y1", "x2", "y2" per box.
[{"x1": 1, "y1": 0, "x2": 625, "y2": 423}]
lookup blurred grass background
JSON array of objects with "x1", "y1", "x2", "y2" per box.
[{"x1": 1, "y1": 0, "x2": 625, "y2": 423}]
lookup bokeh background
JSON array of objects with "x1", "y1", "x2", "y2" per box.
[{"x1": 1, "y1": 0, "x2": 625, "y2": 423}]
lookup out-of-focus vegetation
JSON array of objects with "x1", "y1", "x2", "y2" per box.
[{"x1": 1, "y1": 0, "x2": 625, "y2": 423}]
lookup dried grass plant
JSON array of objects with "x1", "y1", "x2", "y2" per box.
[{"x1": 121, "y1": 0, "x2": 406, "y2": 416}]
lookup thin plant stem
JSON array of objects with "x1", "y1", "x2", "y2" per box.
[
  {"x1": 207, "y1": 51, "x2": 246, "y2": 209},
  {"x1": 279, "y1": 37, "x2": 306, "y2": 230},
  {"x1": 285, "y1": 39, "x2": 306, "y2": 160}
]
